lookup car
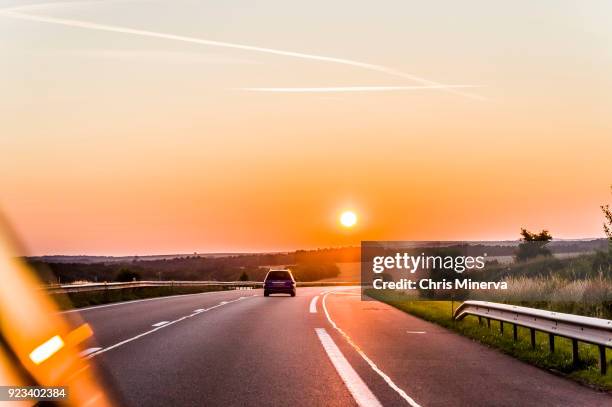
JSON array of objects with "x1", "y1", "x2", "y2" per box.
[{"x1": 263, "y1": 269, "x2": 296, "y2": 297}]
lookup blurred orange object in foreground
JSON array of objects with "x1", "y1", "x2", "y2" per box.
[{"x1": 0, "y1": 213, "x2": 116, "y2": 406}]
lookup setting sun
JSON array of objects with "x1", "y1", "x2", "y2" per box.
[{"x1": 340, "y1": 211, "x2": 357, "y2": 228}]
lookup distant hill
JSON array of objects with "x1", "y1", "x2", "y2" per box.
[
  {"x1": 27, "y1": 239, "x2": 607, "y2": 264},
  {"x1": 27, "y1": 253, "x2": 270, "y2": 264},
  {"x1": 364, "y1": 239, "x2": 608, "y2": 256},
  {"x1": 26, "y1": 240, "x2": 608, "y2": 283}
]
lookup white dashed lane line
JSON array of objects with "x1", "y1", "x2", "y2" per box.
[
  {"x1": 79, "y1": 347, "x2": 102, "y2": 357},
  {"x1": 309, "y1": 296, "x2": 319, "y2": 313},
  {"x1": 84, "y1": 297, "x2": 251, "y2": 359}
]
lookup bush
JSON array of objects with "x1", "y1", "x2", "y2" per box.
[
  {"x1": 288, "y1": 263, "x2": 340, "y2": 281},
  {"x1": 115, "y1": 268, "x2": 141, "y2": 282}
]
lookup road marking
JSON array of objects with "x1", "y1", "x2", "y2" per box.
[
  {"x1": 315, "y1": 328, "x2": 382, "y2": 407},
  {"x1": 406, "y1": 331, "x2": 426, "y2": 334},
  {"x1": 85, "y1": 296, "x2": 250, "y2": 359},
  {"x1": 219, "y1": 301, "x2": 228, "y2": 305},
  {"x1": 79, "y1": 347, "x2": 102, "y2": 357},
  {"x1": 319, "y1": 286, "x2": 355, "y2": 296},
  {"x1": 60, "y1": 290, "x2": 257, "y2": 314},
  {"x1": 193, "y1": 309, "x2": 205, "y2": 313},
  {"x1": 322, "y1": 291, "x2": 421, "y2": 407},
  {"x1": 151, "y1": 321, "x2": 169, "y2": 327},
  {"x1": 310, "y1": 296, "x2": 319, "y2": 313}
]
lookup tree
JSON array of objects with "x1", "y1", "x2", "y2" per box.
[
  {"x1": 602, "y1": 185, "x2": 612, "y2": 252},
  {"x1": 115, "y1": 268, "x2": 141, "y2": 282},
  {"x1": 519, "y1": 228, "x2": 553, "y2": 242},
  {"x1": 238, "y1": 271, "x2": 250, "y2": 281},
  {"x1": 516, "y1": 228, "x2": 552, "y2": 261}
]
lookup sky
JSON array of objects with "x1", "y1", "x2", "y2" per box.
[{"x1": 1, "y1": 0, "x2": 611, "y2": 255}]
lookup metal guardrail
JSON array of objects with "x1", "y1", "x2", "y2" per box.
[
  {"x1": 453, "y1": 300, "x2": 612, "y2": 374},
  {"x1": 44, "y1": 280, "x2": 359, "y2": 294}
]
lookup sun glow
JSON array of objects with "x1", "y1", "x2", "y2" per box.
[{"x1": 340, "y1": 211, "x2": 357, "y2": 228}]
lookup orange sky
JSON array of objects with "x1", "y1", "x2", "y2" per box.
[{"x1": 1, "y1": 1, "x2": 611, "y2": 255}]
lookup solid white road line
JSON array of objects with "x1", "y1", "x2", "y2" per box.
[
  {"x1": 151, "y1": 321, "x2": 169, "y2": 327},
  {"x1": 322, "y1": 292, "x2": 421, "y2": 407},
  {"x1": 79, "y1": 347, "x2": 102, "y2": 357},
  {"x1": 85, "y1": 296, "x2": 250, "y2": 359},
  {"x1": 406, "y1": 331, "x2": 426, "y2": 334},
  {"x1": 315, "y1": 328, "x2": 382, "y2": 407},
  {"x1": 309, "y1": 296, "x2": 319, "y2": 313}
]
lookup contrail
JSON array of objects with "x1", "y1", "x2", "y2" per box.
[
  {"x1": 239, "y1": 85, "x2": 481, "y2": 93},
  {"x1": 0, "y1": 8, "x2": 485, "y2": 100}
]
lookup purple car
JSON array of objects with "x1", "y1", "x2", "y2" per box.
[{"x1": 263, "y1": 269, "x2": 296, "y2": 297}]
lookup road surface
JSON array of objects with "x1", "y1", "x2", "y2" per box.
[{"x1": 66, "y1": 287, "x2": 611, "y2": 406}]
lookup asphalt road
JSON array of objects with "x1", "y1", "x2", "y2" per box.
[{"x1": 68, "y1": 287, "x2": 612, "y2": 406}]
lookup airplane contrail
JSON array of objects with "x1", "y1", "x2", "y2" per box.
[
  {"x1": 4, "y1": 0, "x2": 152, "y2": 12},
  {"x1": 0, "y1": 8, "x2": 485, "y2": 100},
  {"x1": 239, "y1": 85, "x2": 482, "y2": 93}
]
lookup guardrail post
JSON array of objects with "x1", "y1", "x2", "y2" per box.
[
  {"x1": 598, "y1": 345, "x2": 607, "y2": 375},
  {"x1": 453, "y1": 301, "x2": 612, "y2": 370},
  {"x1": 572, "y1": 339, "x2": 579, "y2": 368},
  {"x1": 548, "y1": 334, "x2": 555, "y2": 353}
]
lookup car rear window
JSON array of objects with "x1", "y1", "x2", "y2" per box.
[{"x1": 266, "y1": 270, "x2": 292, "y2": 280}]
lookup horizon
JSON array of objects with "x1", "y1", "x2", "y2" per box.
[{"x1": 26, "y1": 236, "x2": 608, "y2": 258}]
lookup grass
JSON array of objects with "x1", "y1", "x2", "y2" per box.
[
  {"x1": 52, "y1": 285, "x2": 241, "y2": 310},
  {"x1": 468, "y1": 273, "x2": 612, "y2": 318},
  {"x1": 366, "y1": 289, "x2": 612, "y2": 392}
]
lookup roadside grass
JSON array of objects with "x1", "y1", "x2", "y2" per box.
[
  {"x1": 366, "y1": 289, "x2": 612, "y2": 392},
  {"x1": 53, "y1": 285, "x2": 242, "y2": 310},
  {"x1": 52, "y1": 282, "x2": 357, "y2": 310}
]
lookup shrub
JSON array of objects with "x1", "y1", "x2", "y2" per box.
[{"x1": 114, "y1": 268, "x2": 141, "y2": 282}]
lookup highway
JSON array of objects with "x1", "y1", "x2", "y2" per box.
[{"x1": 67, "y1": 287, "x2": 612, "y2": 406}]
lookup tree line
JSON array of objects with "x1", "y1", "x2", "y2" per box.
[{"x1": 29, "y1": 247, "x2": 360, "y2": 284}]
